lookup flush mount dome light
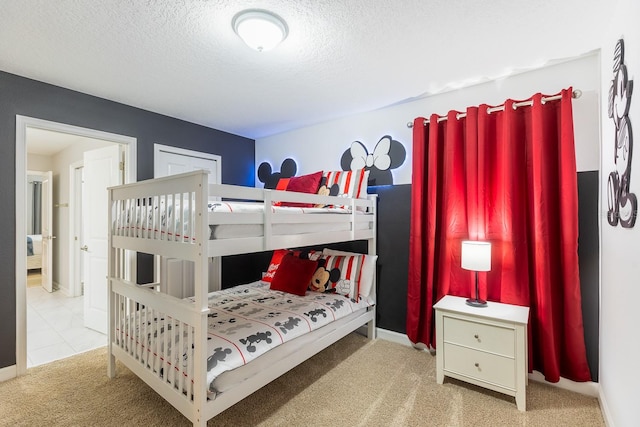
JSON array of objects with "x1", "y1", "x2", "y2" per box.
[{"x1": 232, "y1": 9, "x2": 288, "y2": 52}]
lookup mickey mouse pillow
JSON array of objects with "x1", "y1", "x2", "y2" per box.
[{"x1": 308, "y1": 254, "x2": 363, "y2": 302}]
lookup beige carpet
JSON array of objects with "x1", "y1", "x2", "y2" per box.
[{"x1": 0, "y1": 333, "x2": 604, "y2": 426}]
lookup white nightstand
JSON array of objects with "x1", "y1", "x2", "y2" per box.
[{"x1": 434, "y1": 295, "x2": 530, "y2": 411}]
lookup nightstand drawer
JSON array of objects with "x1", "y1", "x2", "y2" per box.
[
  {"x1": 443, "y1": 316, "x2": 515, "y2": 357},
  {"x1": 444, "y1": 343, "x2": 516, "y2": 390}
]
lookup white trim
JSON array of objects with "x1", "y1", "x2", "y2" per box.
[
  {"x1": 16, "y1": 115, "x2": 137, "y2": 376},
  {"x1": 153, "y1": 143, "x2": 222, "y2": 184},
  {"x1": 375, "y1": 328, "x2": 422, "y2": 348},
  {"x1": 0, "y1": 364, "x2": 17, "y2": 382},
  {"x1": 69, "y1": 160, "x2": 84, "y2": 298},
  {"x1": 527, "y1": 370, "x2": 599, "y2": 398},
  {"x1": 599, "y1": 386, "x2": 613, "y2": 427}
]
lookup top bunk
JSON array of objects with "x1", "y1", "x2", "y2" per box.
[{"x1": 109, "y1": 170, "x2": 377, "y2": 260}]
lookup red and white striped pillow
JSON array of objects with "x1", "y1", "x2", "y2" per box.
[
  {"x1": 322, "y1": 169, "x2": 368, "y2": 199},
  {"x1": 317, "y1": 169, "x2": 369, "y2": 209}
]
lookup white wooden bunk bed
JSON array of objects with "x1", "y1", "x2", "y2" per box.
[{"x1": 107, "y1": 170, "x2": 377, "y2": 426}]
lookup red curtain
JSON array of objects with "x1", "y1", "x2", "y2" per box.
[{"x1": 407, "y1": 88, "x2": 591, "y2": 382}]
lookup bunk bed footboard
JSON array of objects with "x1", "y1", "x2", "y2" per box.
[{"x1": 109, "y1": 277, "x2": 210, "y2": 424}]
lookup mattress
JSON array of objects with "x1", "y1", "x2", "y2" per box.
[
  {"x1": 209, "y1": 220, "x2": 370, "y2": 239},
  {"x1": 116, "y1": 200, "x2": 371, "y2": 241},
  {"x1": 207, "y1": 201, "x2": 369, "y2": 239},
  {"x1": 118, "y1": 281, "x2": 374, "y2": 394}
]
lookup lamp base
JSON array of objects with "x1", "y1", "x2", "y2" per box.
[{"x1": 466, "y1": 298, "x2": 488, "y2": 308}]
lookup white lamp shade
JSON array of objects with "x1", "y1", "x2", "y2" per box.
[
  {"x1": 233, "y1": 10, "x2": 288, "y2": 52},
  {"x1": 461, "y1": 241, "x2": 491, "y2": 272}
]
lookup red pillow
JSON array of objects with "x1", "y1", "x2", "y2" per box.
[
  {"x1": 281, "y1": 171, "x2": 323, "y2": 208},
  {"x1": 270, "y1": 254, "x2": 318, "y2": 296},
  {"x1": 273, "y1": 178, "x2": 291, "y2": 207},
  {"x1": 275, "y1": 178, "x2": 290, "y2": 191},
  {"x1": 262, "y1": 249, "x2": 290, "y2": 283}
]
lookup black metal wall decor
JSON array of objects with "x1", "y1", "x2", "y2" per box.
[
  {"x1": 257, "y1": 158, "x2": 297, "y2": 189},
  {"x1": 607, "y1": 38, "x2": 637, "y2": 228},
  {"x1": 340, "y1": 135, "x2": 406, "y2": 186}
]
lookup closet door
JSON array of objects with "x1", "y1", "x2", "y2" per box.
[{"x1": 154, "y1": 144, "x2": 221, "y2": 297}]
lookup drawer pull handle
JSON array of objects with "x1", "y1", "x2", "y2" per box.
[
  {"x1": 474, "y1": 363, "x2": 480, "y2": 368},
  {"x1": 474, "y1": 334, "x2": 479, "y2": 339}
]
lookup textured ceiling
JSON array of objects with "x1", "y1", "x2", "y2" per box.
[{"x1": 0, "y1": 0, "x2": 616, "y2": 139}]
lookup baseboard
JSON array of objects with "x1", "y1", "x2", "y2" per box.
[
  {"x1": 56, "y1": 281, "x2": 71, "y2": 296},
  {"x1": 0, "y1": 364, "x2": 17, "y2": 383},
  {"x1": 375, "y1": 328, "x2": 601, "y2": 399},
  {"x1": 376, "y1": 328, "x2": 431, "y2": 352},
  {"x1": 528, "y1": 370, "x2": 599, "y2": 398},
  {"x1": 598, "y1": 387, "x2": 614, "y2": 427}
]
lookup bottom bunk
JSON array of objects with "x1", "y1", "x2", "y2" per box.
[{"x1": 108, "y1": 278, "x2": 376, "y2": 425}]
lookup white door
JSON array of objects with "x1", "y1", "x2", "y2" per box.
[
  {"x1": 83, "y1": 145, "x2": 122, "y2": 334},
  {"x1": 41, "y1": 171, "x2": 53, "y2": 293},
  {"x1": 154, "y1": 144, "x2": 220, "y2": 180},
  {"x1": 72, "y1": 164, "x2": 84, "y2": 297},
  {"x1": 154, "y1": 144, "x2": 221, "y2": 297}
]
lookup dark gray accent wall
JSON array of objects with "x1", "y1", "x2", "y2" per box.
[
  {"x1": 364, "y1": 177, "x2": 599, "y2": 378},
  {"x1": 368, "y1": 185, "x2": 410, "y2": 333},
  {"x1": 0, "y1": 71, "x2": 255, "y2": 369},
  {"x1": 578, "y1": 171, "x2": 600, "y2": 381}
]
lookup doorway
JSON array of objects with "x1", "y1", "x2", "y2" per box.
[{"x1": 15, "y1": 116, "x2": 137, "y2": 375}]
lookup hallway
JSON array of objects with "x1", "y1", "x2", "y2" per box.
[{"x1": 27, "y1": 275, "x2": 105, "y2": 367}]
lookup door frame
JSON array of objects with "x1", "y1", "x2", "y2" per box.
[
  {"x1": 15, "y1": 115, "x2": 137, "y2": 376},
  {"x1": 69, "y1": 160, "x2": 84, "y2": 298},
  {"x1": 153, "y1": 143, "x2": 222, "y2": 183}
]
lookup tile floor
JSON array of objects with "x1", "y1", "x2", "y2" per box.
[{"x1": 27, "y1": 282, "x2": 106, "y2": 367}]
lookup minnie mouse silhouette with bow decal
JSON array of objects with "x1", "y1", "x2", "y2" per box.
[{"x1": 340, "y1": 135, "x2": 406, "y2": 186}]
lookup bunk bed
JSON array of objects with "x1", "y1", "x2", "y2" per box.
[{"x1": 107, "y1": 170, "x2": 377, "y2": 426}]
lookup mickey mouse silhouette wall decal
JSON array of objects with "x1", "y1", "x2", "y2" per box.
[
  {"x1": 607, "y1": 38, "x2": 637, "y2": 228},
  {"x1": 257, "y1": 158, "x2": 297, "y2": 189},
  {"x1": 340, "y1": 135, "x2": 406, "y2": 186}
]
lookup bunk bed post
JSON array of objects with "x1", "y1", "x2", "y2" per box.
[
  {"x1": 192, "y1": 171, "x2": 210, "y2": 426},
  {"x1": 107, "y1": 187, "x2": 116, "y2": 378},
  {"x1": 367, "y1": 194, "x2": 378, "y2": 340},
  {"x1": 263, "y1": 189, "x2": 273, "y2": 250}
]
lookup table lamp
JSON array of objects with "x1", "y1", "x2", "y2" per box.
[{"x1": 461, "y1": 240, "x2": 491, "y2": 307}]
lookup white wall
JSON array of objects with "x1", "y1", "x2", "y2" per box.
[
  {"x1": 257, "y1": 54, "x2": 601, "y2": 179},
  {"x1": 599, "y1": 0, "x2": 640, "y2": 425},
  {"x1": 27, "y1": 153, "x2": 53, "y2": 172}
]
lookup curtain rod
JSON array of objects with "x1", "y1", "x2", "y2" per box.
[{"x1": 406, "y1": 89, "x2": 582, "y2": 128}]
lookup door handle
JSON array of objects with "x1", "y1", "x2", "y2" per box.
[{"x1": 80, "y1": 245, "x2": 88, "y2": 251}]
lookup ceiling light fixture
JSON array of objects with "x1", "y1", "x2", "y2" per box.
[{"x1": 232, "y1": 9, "x2": 288, "y2": 52}]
